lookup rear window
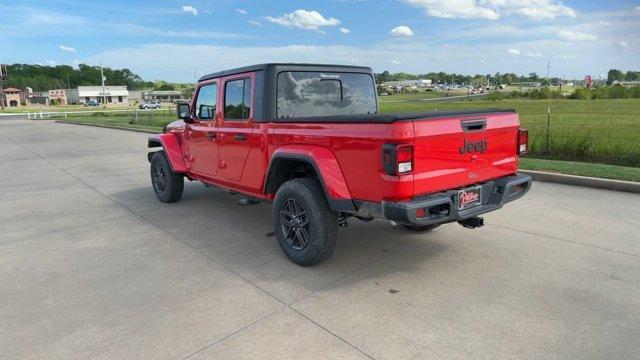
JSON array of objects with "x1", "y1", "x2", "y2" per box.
[{"x1": 277, "y1": 72, "x2": 377, "y2": 118}]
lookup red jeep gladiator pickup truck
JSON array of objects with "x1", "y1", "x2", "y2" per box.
[{"x1": 148, "y1": 63, "x2": 532, "y2": 266}]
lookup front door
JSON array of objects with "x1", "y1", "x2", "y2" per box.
[
  {"x1": 217, "y1": 75, "x2": 255, "y2": 181},
  {"x1": 185, "y1": 81, "x2": 219, "y2": 181}
]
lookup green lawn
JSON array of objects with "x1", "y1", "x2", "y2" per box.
[
  {"x1": 520, "y1": 158, "x2": 640, "y2": 183},
  {"x1": 49, "y1": 109, "x2": 172, "y2": 132}
]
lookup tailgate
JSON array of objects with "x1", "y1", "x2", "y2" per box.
[{"x1": 412, "y1": 111, "x2": 520, "y2": 196}]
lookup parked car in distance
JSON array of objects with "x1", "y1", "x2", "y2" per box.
[
  {"x1": 83, "y1": 100, "x2": 100, "y2": 107},
  {"x1": 147, "y1": 63, "x2": 532, "y2": 266},
  {"x1": 139, "y1": 100, "x2": 162, "y2": 109}
]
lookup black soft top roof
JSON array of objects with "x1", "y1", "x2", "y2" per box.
[{"x1": 198, "y1": 63, "x2": 372, "y2": 82}]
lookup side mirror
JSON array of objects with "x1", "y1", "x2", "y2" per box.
[{"x1": 176, "y1": 103, "x2": 192, "y2": 122}]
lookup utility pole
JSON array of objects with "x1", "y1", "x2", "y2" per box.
[
  {"x1": 546, "y1": 61, "x2": 550, "y2": 85},
  {"x1": 100, "y1": 61, "x2": 106, "y2": 105},
  {"x1": 0, "y1": 64, "x2": 5, "y2": 110}
]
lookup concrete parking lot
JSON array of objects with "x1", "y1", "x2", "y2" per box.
[{"x1": 1, "y1": 119, "x2": 639, "y2": 359}]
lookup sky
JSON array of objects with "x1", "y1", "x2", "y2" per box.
[{"x1": 1, "y1": 0, "x2": 639, "y2": 82}]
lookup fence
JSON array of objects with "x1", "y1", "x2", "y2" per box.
[{"x1": 522, "y1": 106, "x2": 640, "y2": 167}]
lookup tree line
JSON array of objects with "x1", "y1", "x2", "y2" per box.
[
  {"x1": 607, "y1": 69, "x2": 640, "y2": 85},
  {"x1": 376, "y1": 69, "x2": 640, "y2": 86},
  {"x1": 374, "y1": 71, "x2": 553, "y2": 86},
  {"x1": 1, "y1": 63, "x2": 156, "y2": 92}
]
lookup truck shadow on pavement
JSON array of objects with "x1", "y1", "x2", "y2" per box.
[{"x1": 114, "y1": 182, "x2": 447, "y2": 302}]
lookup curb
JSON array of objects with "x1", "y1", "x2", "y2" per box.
[
  {"x1": 55, "y1": 120, "x2": 161, "y2": 134},
  {"x1": 521, "y1": 170, "x2": 640, "y2": 194}
]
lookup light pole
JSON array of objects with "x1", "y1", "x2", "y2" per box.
[
  {"x1": 100, "y1": 61, "x2": 106, "y2": 106},
  {"x1": 0, "y1": 64, "x2": 5, "y2": 110}
]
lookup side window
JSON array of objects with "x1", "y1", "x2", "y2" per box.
[
  {"x1": 194, "y1": 83, "x2": 217, "y2": 120},
  {"x1": 224, "y1": 78, "x2": 251, "y2": 120}
]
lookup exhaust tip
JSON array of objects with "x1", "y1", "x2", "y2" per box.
[{"x1": 458, "y1": 217, "x2": 484, "y2": 229}]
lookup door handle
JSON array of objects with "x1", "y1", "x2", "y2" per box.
[
  {"x1": 234, "y1": 133, "x2": 248, "y2": 141},
  {"x1": 206, "y1": 132, "x2": 216, "y2": 141}
]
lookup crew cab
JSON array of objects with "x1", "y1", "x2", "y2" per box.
[{"x1": 148, "y1": 63, "x2": 532, "y2": 266}]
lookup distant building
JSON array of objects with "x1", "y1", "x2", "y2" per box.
[
  {"x1": 30, "y1": 91, "x2": 50, "y2": 105},
  {"x1": 145, "y1": 90, "x2": 184, "y2": 102},
  {"x1": 67, "y1": 86, "x2": 129, "y2": 105},
  {"x1": 48, "y1": 89, "x2": 67, "y2": 105},
  {"x1": 1, "y1": 87, "x2": 26, "y2": 107},
  {"x1": 612, "y1": 80, "x2": 640, "y2": 88}
]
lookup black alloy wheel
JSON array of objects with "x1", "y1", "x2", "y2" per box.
[{"x1": 279, "y1": 198, "x2": 310, "y2": 250}]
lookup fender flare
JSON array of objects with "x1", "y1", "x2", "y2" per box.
[
  {"x1": 148, "y1": 134, "x2": 187, "y2": 173},
  {"x1": 265, "y1": 145, "x2": 355, "y2": 212}
]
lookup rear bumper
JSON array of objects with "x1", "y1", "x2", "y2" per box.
[{"x1": 355, "y1": 173, "x2": 532, "y2": 226}]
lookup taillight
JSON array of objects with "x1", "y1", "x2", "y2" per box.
[
  {"x1": 383, "y1": 144, "x2": 413, "y2": 175},
  {"x1": 518, "y1": 129, "x2": 528, "y2": 155}
]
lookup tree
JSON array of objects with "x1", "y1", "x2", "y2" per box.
[
  {"x1": 528, "y1": 72, "x2": 539, "y2": 81},
  {"x1": 607, "y1": 69, "x2": 625, "y2": 85},
  {"x1": 625, "y1": 71, "x2": 639, "y2": 81}
]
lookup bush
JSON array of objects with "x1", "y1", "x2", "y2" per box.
[
  {"x1": 50, "y1": 99, "x2": 59, "y2": 105},
  {"x1": 486, "y1": 91, "x2": 504, "y2": 101}
]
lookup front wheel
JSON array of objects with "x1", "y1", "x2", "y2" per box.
[
  {"x1": 273, "y1": 178, "x2": 338, "y2": 266},
  {"x1": 150, "y1": 151, "x2": 184, "y2": 203}
]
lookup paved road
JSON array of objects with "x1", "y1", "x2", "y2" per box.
[{"x1": 1, "y1": 120, "x2": 639, "y2": 360}]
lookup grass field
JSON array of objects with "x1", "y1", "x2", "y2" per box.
[
  {"x1": 380, "y1": 97, "x2": 640, "y2": 167},
  {"x1": 49, "y1": 109, "x2": 172, "y2": 131}
]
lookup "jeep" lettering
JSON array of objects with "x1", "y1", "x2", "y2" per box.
[{"x1": 459, "y1": 139, "x2": 488, "y2": 155}]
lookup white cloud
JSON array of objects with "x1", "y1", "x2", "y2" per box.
[
  {"x1": 557, "y1": 30, "x2": 597, "y2": 42},
  {"x1": 248, "y1": 20, "x2": 262, "y2": 26},
  {"x1": 266, "y1": 10, "x2": 340, "y2": 32},
  {"x1": 58, "y1": 45, "x2": 76, "y2": 53},
  {"x1": 403, "y1": 0, "x2": 575, "y2": 20},
  {"x1": 389, "y1": 25, "x2": 414, "y2": 37},
  {"x1": 617, "y1": 41, "x2": 629, "y2": 48},
  {"x1": 181, "y1": 5, "x2": 198, "y2": 16},
  {"x1": 46, "y1": 60, "x2": 57, "y2": 66},
  {"x1": 236, "y1": 9, "x2": 247, "y2": 15},
  {"x1": 597, "y1": 20, "x2": 611, "y2": 27},
  {"x1": 204, "y1": 10, "x2": 212, "y2": 15},
  {"x1": 27, "y1": 12, "x2": 85, "y2": 26},
  {"x1": 404, "y1": 0, "x2": 499, "y2": 20},
  {"x1": 340, "y1": 27, "x2": 351, "y2": 34},
  {"x1": 502, "y1": 0, "x2": 576, "y2": 20},
  {"x1": 554, "y1": 54, "x2": 575, "y2": 60},
  {"x1": 636, "y1": 6, "x2": 640, "y2": 11},
  {"x1": 392, "y1": 59, "x2": 401, "y2": 64},
  {"x1": 507, "y1": 49, "x2": 542, "y2": 58}
]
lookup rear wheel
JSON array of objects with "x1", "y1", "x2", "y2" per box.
[
  {"x1": 402, "y1": 224, "x2": 440, "y2": 232},
  {"x1": 273, "y1": 178, "x2": 338, "y2": 266},
  {"x1": 150, "y1": 151, "x2": 184, "y2": 203}
]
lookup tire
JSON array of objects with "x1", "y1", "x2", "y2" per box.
[
  {"x1": 402, "y1": 224, "x2": 440, "y2": 232},
  {"x1": 150, "y1": 151, "x2": 184, "y2": 203},
  {"x1": 273, "y1": 178, "x2": 338, "y2": 266}
]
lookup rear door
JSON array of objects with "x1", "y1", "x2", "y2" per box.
[
  {"x1": 185, "y1": 81, "x2": 219, "y2": 180},
  {"x1": 412, "y1": 111, "x2": 520, "y2": 196},
  {"x1": 217, "y1": 73, "x2": 255, "y2": 181}
]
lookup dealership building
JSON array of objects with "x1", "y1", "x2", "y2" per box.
[{"x1": 67, "y1": 86, "x2": 129, "y2": 105}]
